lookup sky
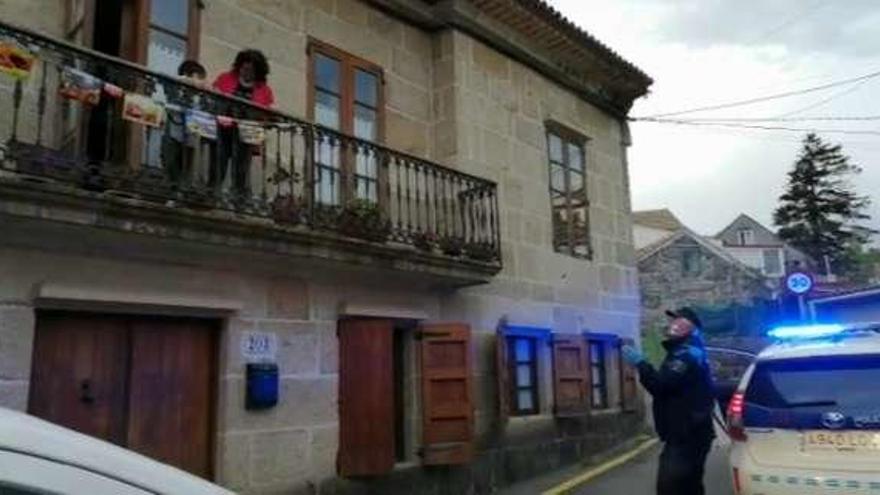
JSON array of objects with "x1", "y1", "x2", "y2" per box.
[{"x1": 548, "y1": 0, "x2": 880, "y2": 237}]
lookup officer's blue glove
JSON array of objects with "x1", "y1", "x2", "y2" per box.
[{"x1": 622, "y1": 345, "x2": 645, "y2": 366}]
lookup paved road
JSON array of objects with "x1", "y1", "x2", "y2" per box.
[{"x1": 572, "y1": 439, "x2": 733, "y2": 495}]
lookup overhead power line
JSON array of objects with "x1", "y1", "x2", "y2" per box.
[
  {"x1": 642, "y1": 115, "x2": 880, "y2": 123},
  {"x1": 636, "y1": 69, "x2": 880, "y2": 119},
  {"x1": 748, "y1": 0, "x2": 828, "y2": 44},
  {"x1": 776, "y1": 78, "x2": 874, "y2": 117},
  {"x1": 633, "y1": 118, "x2": 880, "y2": 136}
]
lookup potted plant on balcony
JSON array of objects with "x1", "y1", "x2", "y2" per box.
[
  {"x1": 438, "y1": 235, "x2": 465, "y2": 257},
  {"x1": 337, "y1": 198, "x2": 391, "y2": 243},
  {"x1": 271, "y1": 194, "x2": 306, "y2": 225},
  {"x1": 269, "y1": 168, "x2": 305, "y2": 225},
  {"x1": 465, "y1": 240, "x2": 498, "y2": 262},
  {"x1": 412, "y1": 231, "x2": 438, "y2": 252}
]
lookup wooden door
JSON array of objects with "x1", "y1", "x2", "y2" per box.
[
  {"x1": 127, "y1": 319, "x2": 216, "y2": 478},
  {"x1": 28, "y1": 312, "x2": 217, "y2": 479},
  {"x1": 551, "y1": 334, "x2": 589, "y2": 417},
  {"x1": 337, "y1": 318, "x2": 395, "y2": 477},
  {"x1": 29, "y1": 313, "x2": 130, "y2": 445},
  {"x1": 620, "y1": 337, "x2": 639, "y2": 412},
  {"x1": 419, "y1": 323, "x2": 474, "y2": 465}
]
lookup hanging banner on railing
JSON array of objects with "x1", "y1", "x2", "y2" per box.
[
  {"x1": 0, "y1": 40, "x2": 36, "y2": 80},
  {"x1": 103, "y1": 82, "x2": 124, "y2": 99},
  {"x1": 185, "y1": 109, "x2": 218, "y2": 140},
  {"x1": 59, "y1": 67, "x2": 102, "y2": 105},
  {"x1": 122, "y1": 93, "x2": 165, "y2": 128},
  {"x1": 238, "y1": 120, "x2": 266, "y2": 146}
]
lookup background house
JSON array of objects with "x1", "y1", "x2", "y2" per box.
[
  {"x1": 715, "y1": 214, "x2": 815, "y2": 286},
  {"x1": 634, "y1": 210, "x2": 773, "y2": 360},
  {"x1": 0, "y1": 1, "x2": 651, "y2": 494}
]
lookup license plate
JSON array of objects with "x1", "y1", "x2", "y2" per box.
[{"x1": 802, "y1": 431, "x2": 880, "y2": 452}]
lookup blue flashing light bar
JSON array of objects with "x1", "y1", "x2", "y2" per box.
[{"x1": 768, "y1": 324, "x2": 846, "y2": 339}]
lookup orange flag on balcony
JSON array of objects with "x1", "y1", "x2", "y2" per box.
[{"x1": 0, "y1": 40, "x2": 36, "y2": 80}]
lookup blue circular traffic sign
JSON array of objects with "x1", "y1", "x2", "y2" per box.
[{"x1": 786, "y1": 272, "x2": 813, "y2": 295}]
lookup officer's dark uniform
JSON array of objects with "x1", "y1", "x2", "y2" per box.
[{"x1": 636, "y1": 333, "x2": 716, "y2": 495}]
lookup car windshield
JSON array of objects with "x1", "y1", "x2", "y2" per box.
[{"x1": 746, "y1": 354, "x2": 880, "y2": 412}]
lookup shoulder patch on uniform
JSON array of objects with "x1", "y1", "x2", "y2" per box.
[{"x1": 686, "y1": 345, "x2": 706, "y2": 361}]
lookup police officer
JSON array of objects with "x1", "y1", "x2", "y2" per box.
[{"x1": 622, "y1": 307, "x2": 716, "y2": 495}]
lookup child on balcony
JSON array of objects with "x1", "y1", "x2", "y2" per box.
[{"x1": 162, "y1": 60, "x2": 207, "y2": 192}]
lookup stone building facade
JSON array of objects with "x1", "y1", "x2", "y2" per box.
[{"x1": 0, "y1": 1, "x2": 651, "y2": 494}]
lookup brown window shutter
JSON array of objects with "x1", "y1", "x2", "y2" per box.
[
  {"x1": 338, "y1": 318, "x2": 395, "y2": 477},
  {"x1": 552, "y1": 334, "x2": 589, "y2": 417},
  {"x1": 496, "y1": 326, "x2": 510, "y2": 423},
  {"x1": 419, "y1": 323, "x2": 474, "y2": 465},
  {"x1": 619, "y1": 337, "x2": 639, "y2": 412}
]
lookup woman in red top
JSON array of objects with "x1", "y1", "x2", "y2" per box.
[
  {"x1": 212, "y1": 49, "x2": 274, "y2": 107},
  {"x1": 209, "y1": 49, "x2": 275, "y2": 202}
]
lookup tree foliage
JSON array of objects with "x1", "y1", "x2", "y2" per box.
[{"x1": 774, "y1": 133, "x2": 874, "y2": 270}]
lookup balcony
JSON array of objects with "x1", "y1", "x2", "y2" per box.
[{"x1": 0, "y1": 21, "x2": 501, "y2": 285}]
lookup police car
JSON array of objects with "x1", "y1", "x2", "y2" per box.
[{"x1": 728, "y1": 323, "x2": 880, "y2": 494}]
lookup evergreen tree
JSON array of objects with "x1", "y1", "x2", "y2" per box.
[{"x1": 773, "y1": 133, "x2": 874, "y2": 272}]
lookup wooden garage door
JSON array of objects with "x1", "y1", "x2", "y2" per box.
[{"x1": 28, "y1": 311, "x2": 217, "y2": 478}]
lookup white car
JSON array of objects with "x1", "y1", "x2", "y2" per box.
[
  {"x1": 0, "y1": 407, "x2": 235, "y2": 495},
  {"x1": 728, "y1": 324, "x2": 880, "y2": 495}
]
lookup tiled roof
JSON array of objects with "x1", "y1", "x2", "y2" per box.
[
  {"x1": 514, "y1": 0, "x2": 651, "y2": 84},
  {"x1": 632, "y1": 209, "x2": 683, "y2": 231}
]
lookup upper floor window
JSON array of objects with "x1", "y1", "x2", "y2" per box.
[
  {"x1": 546, "y1": 123, "x2": 591, "y2": 259},
  {"x1": 682, "y1": 248, "x2": 702, "y2": 277},
  {"x1": 147, "y1": 0, "x2": 197, "y2": 75},
  {"x1": 308, "y1": 41, "x2": 383, "y2": 205},
  {"x1": 763, "y1": 248, "x2": 782, "y2": 275},
  {"x1": 737, "y1": 228, "x2": 754, "y2": 246}
]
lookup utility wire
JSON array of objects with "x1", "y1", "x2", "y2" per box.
[
  {"x1": 635, "y1": 69, "x2": 880, "y2": 119},
  {"x1": 634, "y1": 118, "x2": 880, "y2": 136},
  {"x1": 747, "y1": 0, "x2": 828, "y2": 44},
  {"x1": 641, "y1": 116, "x2": 880, "y2": 123},
  {"x1": 775, "y1": 78, "x2": 873, "y2": 118}
]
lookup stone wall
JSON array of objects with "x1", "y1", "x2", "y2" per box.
[
  {"x1": 0, "y1": 242, "x2": 442, "y2": 494},
  {"x1": 437, "y1": 27, "x2": 640, "y2": 441}
]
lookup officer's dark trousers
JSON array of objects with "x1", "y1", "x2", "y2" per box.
[{"x1": 656, "y1": 438, "x2": 712, "y2": 495}]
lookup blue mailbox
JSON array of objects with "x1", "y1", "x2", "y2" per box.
[{"x1": 246, "y1": 362, "x2": 279, "y2": 410}]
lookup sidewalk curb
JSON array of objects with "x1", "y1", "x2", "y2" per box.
[{"x1": 540, "y1": 437, "x2": 660, "y2": 495}]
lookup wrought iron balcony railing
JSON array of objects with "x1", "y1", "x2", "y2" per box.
[{"x1": 0, "y1": 20, "x2": 500, "y2": 266}]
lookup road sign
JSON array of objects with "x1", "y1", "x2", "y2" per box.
[{"x1": 786, "y1": 271, "x2": 813, "y2": 295}]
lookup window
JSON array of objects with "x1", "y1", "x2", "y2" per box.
[
  {"x1": 589, "y1": 340, "x2": 608, "y2": 409},
  {"x1": 737, "y1": 228, "x2": 754, "y2": 246},
  {"x1": 147, "y1": 0, "x2": 198, "y2": 76},
  {"x1": 744, "y1": 355, "x2": 880, "y2": 424},
  {"x1": 546, "y1": 123, "x2": 591, "y2": 258},
  {"x1": 763, "y1": 249, "x2": 782, "y2": 275},
  {"x1": 508, "y1": 336, "x2": 539, "y2": 415},
  {"x1": 681, "y1": 248, "x2": 702, "y2": 277},
  {"x1": 309, "y1": 41, "x2": 383, "y2": 205}
]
